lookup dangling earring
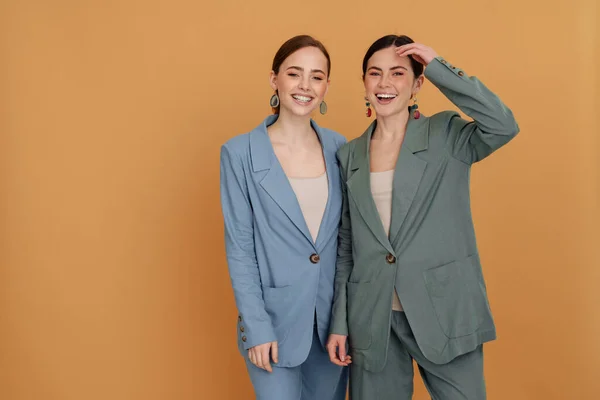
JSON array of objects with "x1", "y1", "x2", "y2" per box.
[
  {"x1": 319, "y1": 100, "x2": 328, "y2": 115},
  {"x1": 365, "y1": 98, "x2": 372, "y2": 117},
  {"x1": 410, "y1": 96, "x2": 420, "y2": 119},
  {"x1": 269, "y1": 93, "x2": 280, "y2": 108}
]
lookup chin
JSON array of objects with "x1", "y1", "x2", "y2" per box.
[
  {"x1": 374, "y1": 107, "x2": 403, "y2": 118},
  {"x1": 281, "y1": 103, "x2": 317, "y2": 117}
]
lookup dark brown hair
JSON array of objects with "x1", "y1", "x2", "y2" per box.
[
  {"x1": 271, "y1": 35, "x2": 331, "y2": 113},
  {"x1": 362, "y1": 35, "x2": 423, "y2": 79}
]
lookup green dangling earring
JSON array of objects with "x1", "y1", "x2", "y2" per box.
[
  {"x1": 365, "y1": 98, "x2": 372, "y2": 117},
  {"x1": 409, "y1": 96, "x2": 420, "y2": 119},
  {"x1": 269, "y1": 93, "x2": 280, "y2": 108},
  {"x1": 319, "y1": 101, "x2": 328, "y2": 115}
]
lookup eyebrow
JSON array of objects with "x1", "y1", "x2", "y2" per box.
[
  {"x1": 368, "y1": 66, "x2": 408, "y2": 72},
  {"x1": 286, "y1": 66, "x2": 326, "y2": 75}
]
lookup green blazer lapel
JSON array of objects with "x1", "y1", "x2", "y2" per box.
[
  {"x1": 346, "y1": 122, "x2": 395, "y2": 255},
  {"x1": 389, "y1": 116, "x2": 429, "y2": 248}
]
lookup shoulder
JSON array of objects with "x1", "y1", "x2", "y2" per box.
[
  {"x1": 319, "y1": 126, "x2": 348, "y2": 151},
  {"x1": 425, "y1": 110, "x2": 465, "y2": 141},
  {"x1": 428, "y1": 110, "x2": 461, "y2": 127},
  {"x1": 222, "y1": 132, "x2": 250, "y2": 152},
  {"x1": 221, "y1": 133, "x2": 251, "y2": 163},
  {"x1": 222, "y1": 115, "x2": 274, "y2": 157},
  {"x1": 336, "y1": 136, "x2": 360, "y2": 168}
]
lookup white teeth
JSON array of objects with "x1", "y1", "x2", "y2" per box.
[
  {"x1": 292, "y1": 95, "x2": 312, "y2": 103},
  {"x1": 376, "y1": 94, "x2": 397, "y2": 99}
]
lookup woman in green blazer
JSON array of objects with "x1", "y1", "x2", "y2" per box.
[{"x1": 326, "y1": 35, "x2": 519, "y2": 399}]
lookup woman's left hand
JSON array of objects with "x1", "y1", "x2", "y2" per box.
[{"x1": 395, "y1": 43, "x2": 439, "y2": 66}]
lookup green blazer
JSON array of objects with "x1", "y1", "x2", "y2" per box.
[{"x1": 330, "y1": 57, "x2": 519, "y2": 371}]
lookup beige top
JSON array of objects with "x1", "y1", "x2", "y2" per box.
[
  {"x1": 370, "y1": 170, "x2": 403, "y2": 311},
  {"x1": 288, "y1": 173, "x2": 328, "y2": 243}
]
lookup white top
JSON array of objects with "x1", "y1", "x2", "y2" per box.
[
  {"x1": 370, "y1": 170, "x2": 403, "y2": 311},
  {"x1": 289, "y1": 173, "x2": 329, "y2": 243}
]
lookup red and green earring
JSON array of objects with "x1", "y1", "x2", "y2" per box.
[
  {"x1": 410, "y1": 96, "x2": 420, "y2": 119},
  {"x1": 365, "y1": 98, "x2": 372, "y2": 117}
]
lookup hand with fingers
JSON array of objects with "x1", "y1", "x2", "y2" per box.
[
  {"x1": 327, "y1": 334, "x2": 352, "y2": 367},
  {"x1": 248, "y1": 341, "x2": 278, "y2": 373},
  {"x1": 395, "y1": 43, "x2": 439, "y2": 66}
]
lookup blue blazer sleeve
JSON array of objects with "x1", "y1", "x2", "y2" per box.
[{"x1": 220, "y1": 143, "x2": 276, "y2": 350}]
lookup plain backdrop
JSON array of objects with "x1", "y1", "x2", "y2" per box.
[{"x1": 1, "y1": 0, "x2": 598, "y2": 399}]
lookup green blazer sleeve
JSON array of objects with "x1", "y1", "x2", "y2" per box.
[
  {"x1": 424, "y1": 56, "x2": 520, "y2": 164},
  {"x1": 329, "y1": 145, "x2": 353, "y2": 336}
]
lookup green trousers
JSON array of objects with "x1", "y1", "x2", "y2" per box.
[{"x1": 350, "y1": 311, "x2": 486, "y2": 400}]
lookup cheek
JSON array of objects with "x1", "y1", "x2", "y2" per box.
[
  {"x1": 314, "y1": 82, "x2": 328, "y2": 97},
  {"x1": 394, "y1": 81, "x2": 412, "y2": 96},
  {"x1": 364, "y1": 79, "x2": 377, "y2": 95},
  {"x1": 276, "y1": 77, "x2": 294, "y2": 93}
]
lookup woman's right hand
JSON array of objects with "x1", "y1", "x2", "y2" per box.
[
  {"x1": 248, "y1": 341, "x2": 278, "y2": 372},
  {"x1": 327, "y1": 334, "x2": 352, "y2": 366},
  {"x1": 395, "y1": 43, "x2": 439, "y2": 66}
]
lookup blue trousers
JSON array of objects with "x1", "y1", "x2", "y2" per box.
[{"x1": 245, "y1": 327, "x2": 348, "y2": 400}]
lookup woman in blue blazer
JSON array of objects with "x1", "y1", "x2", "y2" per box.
[{"x1": 219, "y1": 35, "x2": 349, "y2": 400}]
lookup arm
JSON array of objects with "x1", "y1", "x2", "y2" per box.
[
  {"x1": 397, "y1": 44, "x2": 520, "y2": 164},
  {"x1": 327, "y1": 146, "x2": 354, "y2": 366},
  {"x1": 220, "y1": 143, "x2": 276, "y2": 350},
  {"x1": 329, "y1": 159, "x2": 353, "y2": 336},
  {"x1": 425, "y1": 57, "x2": 520, "y2": 164}
]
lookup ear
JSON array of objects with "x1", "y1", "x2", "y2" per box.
[
  {"x1": 324, "y1": 78, "x2": 331, "y2": 98},
  {"x1": 269, "y1": 71, "x2": 277, "y2": 91},
  {"x1": 412, "y1": 74, "x2": 425, "y2": 96}
]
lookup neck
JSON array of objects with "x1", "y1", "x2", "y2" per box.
[
  {"x1": 268, "y1": 109, "x2": 314, "y2": 144},
  {"x1": 372, "y1": 110, "x2": 410, "y2": 141}
]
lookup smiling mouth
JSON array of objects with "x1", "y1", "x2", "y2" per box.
[
  {"x1": 376, "y1": 93, "x2": 397, "y2": 100},
  {"x1": 292, "y1": 94, "x2": 314, "y2": 103}
]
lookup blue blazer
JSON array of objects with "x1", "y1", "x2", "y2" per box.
[{"x1": 220, "y1": 115, "x2": 347, "y2": 367}]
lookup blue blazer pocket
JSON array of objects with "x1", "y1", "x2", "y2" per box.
[{"x1": 261, "y1": 284, "x2": 297, "y2": 346}]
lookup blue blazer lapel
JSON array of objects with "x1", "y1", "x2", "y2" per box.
[
  {"x1": 312, "y1": 121, "x2": 342, "y2": 251},
  {"x1": 249, "y1": 116, "x2": 318, "y2": 249}
]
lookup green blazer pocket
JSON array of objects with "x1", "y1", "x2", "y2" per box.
[
  {"x1": 347, "y1": 281, "x2": 373, "y2": 350},
  {"x1": 423, "y1": 255, "x2": 486, "y2": 338}
]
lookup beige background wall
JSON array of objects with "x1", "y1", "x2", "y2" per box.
[{"x1": 1, "y1": 0, "x2": 598, "y2": 399}]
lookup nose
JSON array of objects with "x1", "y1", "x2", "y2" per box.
[
  {"x1": 377, "y1": 72, "x2": 391, "y2": 88},
  {"x1": 298, "y1": 75, "x2": 310, "y2": 91}
]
